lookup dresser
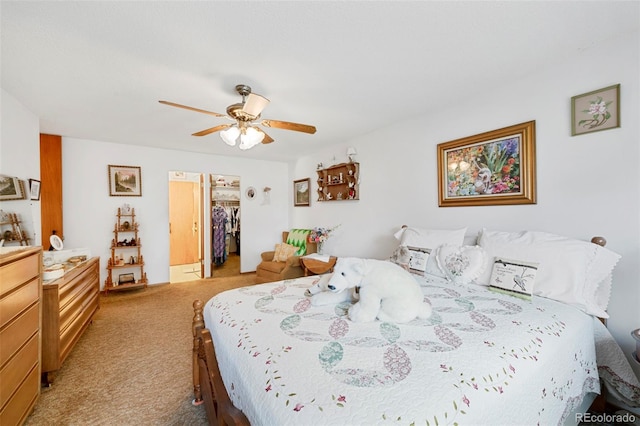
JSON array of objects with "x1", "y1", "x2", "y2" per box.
[
  {"x1": 0, "y1": 247, "x2": 42, "y2": 426},
  {"x1": 41, "y1": 256, "x2": 100, "y2": 385}
]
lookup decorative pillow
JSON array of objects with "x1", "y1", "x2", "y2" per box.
[
  {"x1": 274, "y1": 243, "x2": 298, "y2": 262},
  {"x1": 407, "y1": 246, "x2": 431, "y2": 276},
  {"x1": 434, "y1": 244, "x2": 487, "y2": 285},
  {"x1": 488, "y1": 257, "x2": 539, "y2": 300},
  {"x1": 477, "y1": 229, "x2": 621, "y2": 317},
  {"x1": 394, "y1": 226, "x2": 467, "y2": 277},
  {"x1": 285, "y1": 229, "x2": 312, "y2": 256}
]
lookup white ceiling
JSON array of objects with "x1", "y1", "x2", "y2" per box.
[{"x1": 2, "y1": 1, "x2": 638, "y2": 162}]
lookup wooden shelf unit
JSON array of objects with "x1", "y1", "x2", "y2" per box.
[
  {"x1": 316, "y1": 162, "x2": 359, "y2": 202},
  {"x1": 0, "y1": 212, "x2": 30, "y2": 246},
  {"x1": 104, "y1": 207, "x2": 147, "y2": 293}
]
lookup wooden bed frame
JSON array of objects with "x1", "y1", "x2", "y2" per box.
[{"x1": 191, "y1": 236, "x2": 610, "y2": 425}]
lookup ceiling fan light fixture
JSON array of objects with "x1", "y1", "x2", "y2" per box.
[
  {"x1": 239, "y1": 126, "x2": 265, "y2": 150},
  {"x1": 243, "y1": 93, "x2": 270, "y2": 117},
  {"x1": 220, "y1": 126, "x2": 240, "y2": 146}
]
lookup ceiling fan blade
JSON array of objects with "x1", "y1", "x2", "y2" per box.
[
  {"x1": 261, "y1": 131, "x2": 275, "y2": 144},
  {"x1": 192, "y1": 124, "x2": 232, "y2": 137},
  {"x1": 159, "y1": 100, "x2": 227, "y2": 117},
  {"x1": 261, "y1": 119, "x2": 317, "y2": 134},
  {"x1": 242, "y1": 93, "x2": 270, "y2": 117}
]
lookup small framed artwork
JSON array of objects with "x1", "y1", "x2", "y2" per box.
[
  {"x1": 0, "y1": 175, "x2": 26, "y2": 201},
  {"x1": 437, "y1": 120, "x2": 537, "y2": 207},
  {"x1": 29, "y1": 179, "x2": 41, "y2": 200},
  {"x1": 108, "y1": 165, "x2": 142, "y2": 197},
  {"x1": 245, "y1": 186, "x2": 256, "y2": 200},
  {"x1": 118, "y1": 273, "x2": 135, "y2": 285},
  {"x1": 571, "y1": 84, "x2": 620, "y2": 136},
  {"x1": 293, "y1": 178, "x2": 310, "y2": 207}
]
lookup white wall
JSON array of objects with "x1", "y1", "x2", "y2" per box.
[
  {"x1": 60, "y1": 137, "x2": 290, "y2": 287},
  {"x1": 292, "y1": 31, "x2": 640, "y2": 378},
  {"x1": 0, "y1": 88, "x2": 41, "y2": 245}
]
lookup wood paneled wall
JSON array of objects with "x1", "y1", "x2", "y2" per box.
[{"x1": 39, "y1": 134, "x2": 63, "y2": 247}]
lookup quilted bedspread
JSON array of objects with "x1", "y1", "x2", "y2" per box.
[{"x1": 204, "y1": 274, "x2": 600, "y2": 425}]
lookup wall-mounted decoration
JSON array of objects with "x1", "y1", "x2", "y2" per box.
[
  {"x1": 293, "y1": 178, "x2": 310, "y2": 207},
  {"x1": 316, "y1": 162, "x2": 359, "y2": 202},
  {"x1": 571, "y1": 84, "x2": 620, "y2": 136},
  {"x1": 437, "y1": 121, "x2": 536, "y2": 207},
  {"x1": 108, "y1": 165, "x2": 142, "y2": 197},
  {"x1": 29, "y1": 179, "x2": 41, "y2": 200},
  {"x1": 245, "y1": 186, "x2": 256, "y2": 200},
  {"x1": 0, "y1": 175, "x2": 26, "y2": 201}
]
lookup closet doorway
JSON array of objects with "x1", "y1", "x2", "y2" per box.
[
  {"x1": 168, "y1": 171, "x2": 204, "y2": 283},
  {"x1": 210, "y1": 174, "x2": 241, "y2": 277}
]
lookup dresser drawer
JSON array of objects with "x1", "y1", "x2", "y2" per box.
[
  {"x1": 60, "y1": 290, "x2": 98, "y2": 362},
  {"x1": 0, "y1": 253, "x2": 39, "y2": 297},
  {"x1": 58, "y1": 261, "x2": 98, "y2": 312},
  {"x1": 0, "y1": 277, "x2": 39, "y2": 329},
  {"x1": 59, "y1": 275, "x2": 97, "y2": 334},
  {"x1": 0, "y1": 363, "x2": 39, "y2": 426},
  {"x1": 0, "y1": 304, "x2": 39, "y2": 367},
  {"x1": 0, "y1": 333, "x2": 38, "y2": 408}
]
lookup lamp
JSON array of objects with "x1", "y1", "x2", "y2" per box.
[
  {"x1": 220, "y1": 126, "x2": 240, "y2": 146},
  {"x1": 220, "y1": 125, "x2": 265, "y2": 149},
  {"x1": 347, "y1": 147, "x2": 357, "y2": 162}
]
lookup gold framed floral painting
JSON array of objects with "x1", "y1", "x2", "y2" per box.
[
  {"x1": 437, "y1": 121, "x2": 537, "y2": 207},
  {"x1": 571, "y1": 84, "x2": 620, "y2": 136}
]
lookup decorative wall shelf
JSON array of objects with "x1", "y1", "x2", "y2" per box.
[{"x1": 316, "y1": 162, "x2": 359, "y2": 202}]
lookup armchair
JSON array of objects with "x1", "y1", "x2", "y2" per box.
[{"x1": 255, "y1": 230, "x2": 317, "y2": 284}]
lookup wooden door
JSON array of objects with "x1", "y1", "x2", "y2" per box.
[{"x1": 169, "y1": 181, "x2": 200, "y2": 266}]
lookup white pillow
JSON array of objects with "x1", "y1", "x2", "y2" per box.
[
  {"x1": 477, "y1": 229, "x2": 621, "y2": 317},
  {"x1": 435, "y1": 244, "x2": 487, "y2": 285},
  {"x1": 395, "y1": 227, "x2": 467, "y2": 277}
]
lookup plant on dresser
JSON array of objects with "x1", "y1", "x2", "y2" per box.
[
  {"x1": 104, "y1": 207, "x2": 147, "y2": 293},
  {"x1": 316, "y1": 162, "x2": 360, "y2": 202}
]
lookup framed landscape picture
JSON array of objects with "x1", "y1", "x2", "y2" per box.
[
  {"x1": 108, "y1": 165, "x2": 142, "y2": 197},
  {"x1": 437, "y1": 121, "x2": 537, "y2": 207},
  {"x1": 0, "y1": 175, "x2": 26, "y2": 201}
]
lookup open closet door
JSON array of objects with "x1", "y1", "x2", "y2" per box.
[{"x1": 210, "y1": 174, "x2": 241, "y2": 277}]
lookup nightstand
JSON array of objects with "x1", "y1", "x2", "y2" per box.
[{"x1": 301, "y1": 255, "x2": 337, "y2": 276}]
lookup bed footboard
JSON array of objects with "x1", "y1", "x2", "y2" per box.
[{"x1": 192, "y1": 299, "x2": 249, "y2": 426}]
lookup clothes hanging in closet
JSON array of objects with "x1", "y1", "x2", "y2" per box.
[{"x1": 212, "y1": 206, "x2": 228, "y2": 266}]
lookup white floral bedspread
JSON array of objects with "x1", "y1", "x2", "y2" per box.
[{"x1": 204, "y1": 275, "x2": 599, "y2": 425}]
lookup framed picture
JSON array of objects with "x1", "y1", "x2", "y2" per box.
[
  {"x1": 0, "y1": 175, "x2": 26, "y2": 201},
  {"x1": 293, "y1": 178, "x2": 310, "y2": 207},
  {"x1": 437, "y1": 120, "x2": 537, "y2": 207},
  {"x1": 108, "y1": 165, "x2": 142, "y2": 197},
  {"x1": 571, "y1": 84, "x2": 620, "y2": 136},
  {"x1": 118, "y1": 272, "x2": 135, "y2": 285},
  {"x1": 245, "y1": 186, "x2": 256, "y2": 200},
  {"x1": 29, "y1": 179, "x2": 41, "y2": 200}
]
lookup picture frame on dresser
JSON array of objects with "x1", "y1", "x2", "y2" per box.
[
  {"x1": 437, "y1": 120, "x2": 536, "y2": 207},
  {"x1": 108, "y1": 165, "x2": 142, "y2": 196}
]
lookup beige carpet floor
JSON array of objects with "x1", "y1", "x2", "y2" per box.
[{"x1": 25, "y1": 273, "x2": 256, "y2": 426}]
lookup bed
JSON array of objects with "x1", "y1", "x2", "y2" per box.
[{"x1": 191, "y1": 228, "x2": 640, "y2": 425}]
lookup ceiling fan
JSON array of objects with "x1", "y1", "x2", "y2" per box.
[{"x1": 159, "y1": 84, "x2": 317, "y2": 150}]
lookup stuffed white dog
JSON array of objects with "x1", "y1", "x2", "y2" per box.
[
  {"x1": 327, "y1": 257, "x2": 432, "y2": 323},
  {"x1": 305, "y1": 273, "x2": 359, "y2": 306}
]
